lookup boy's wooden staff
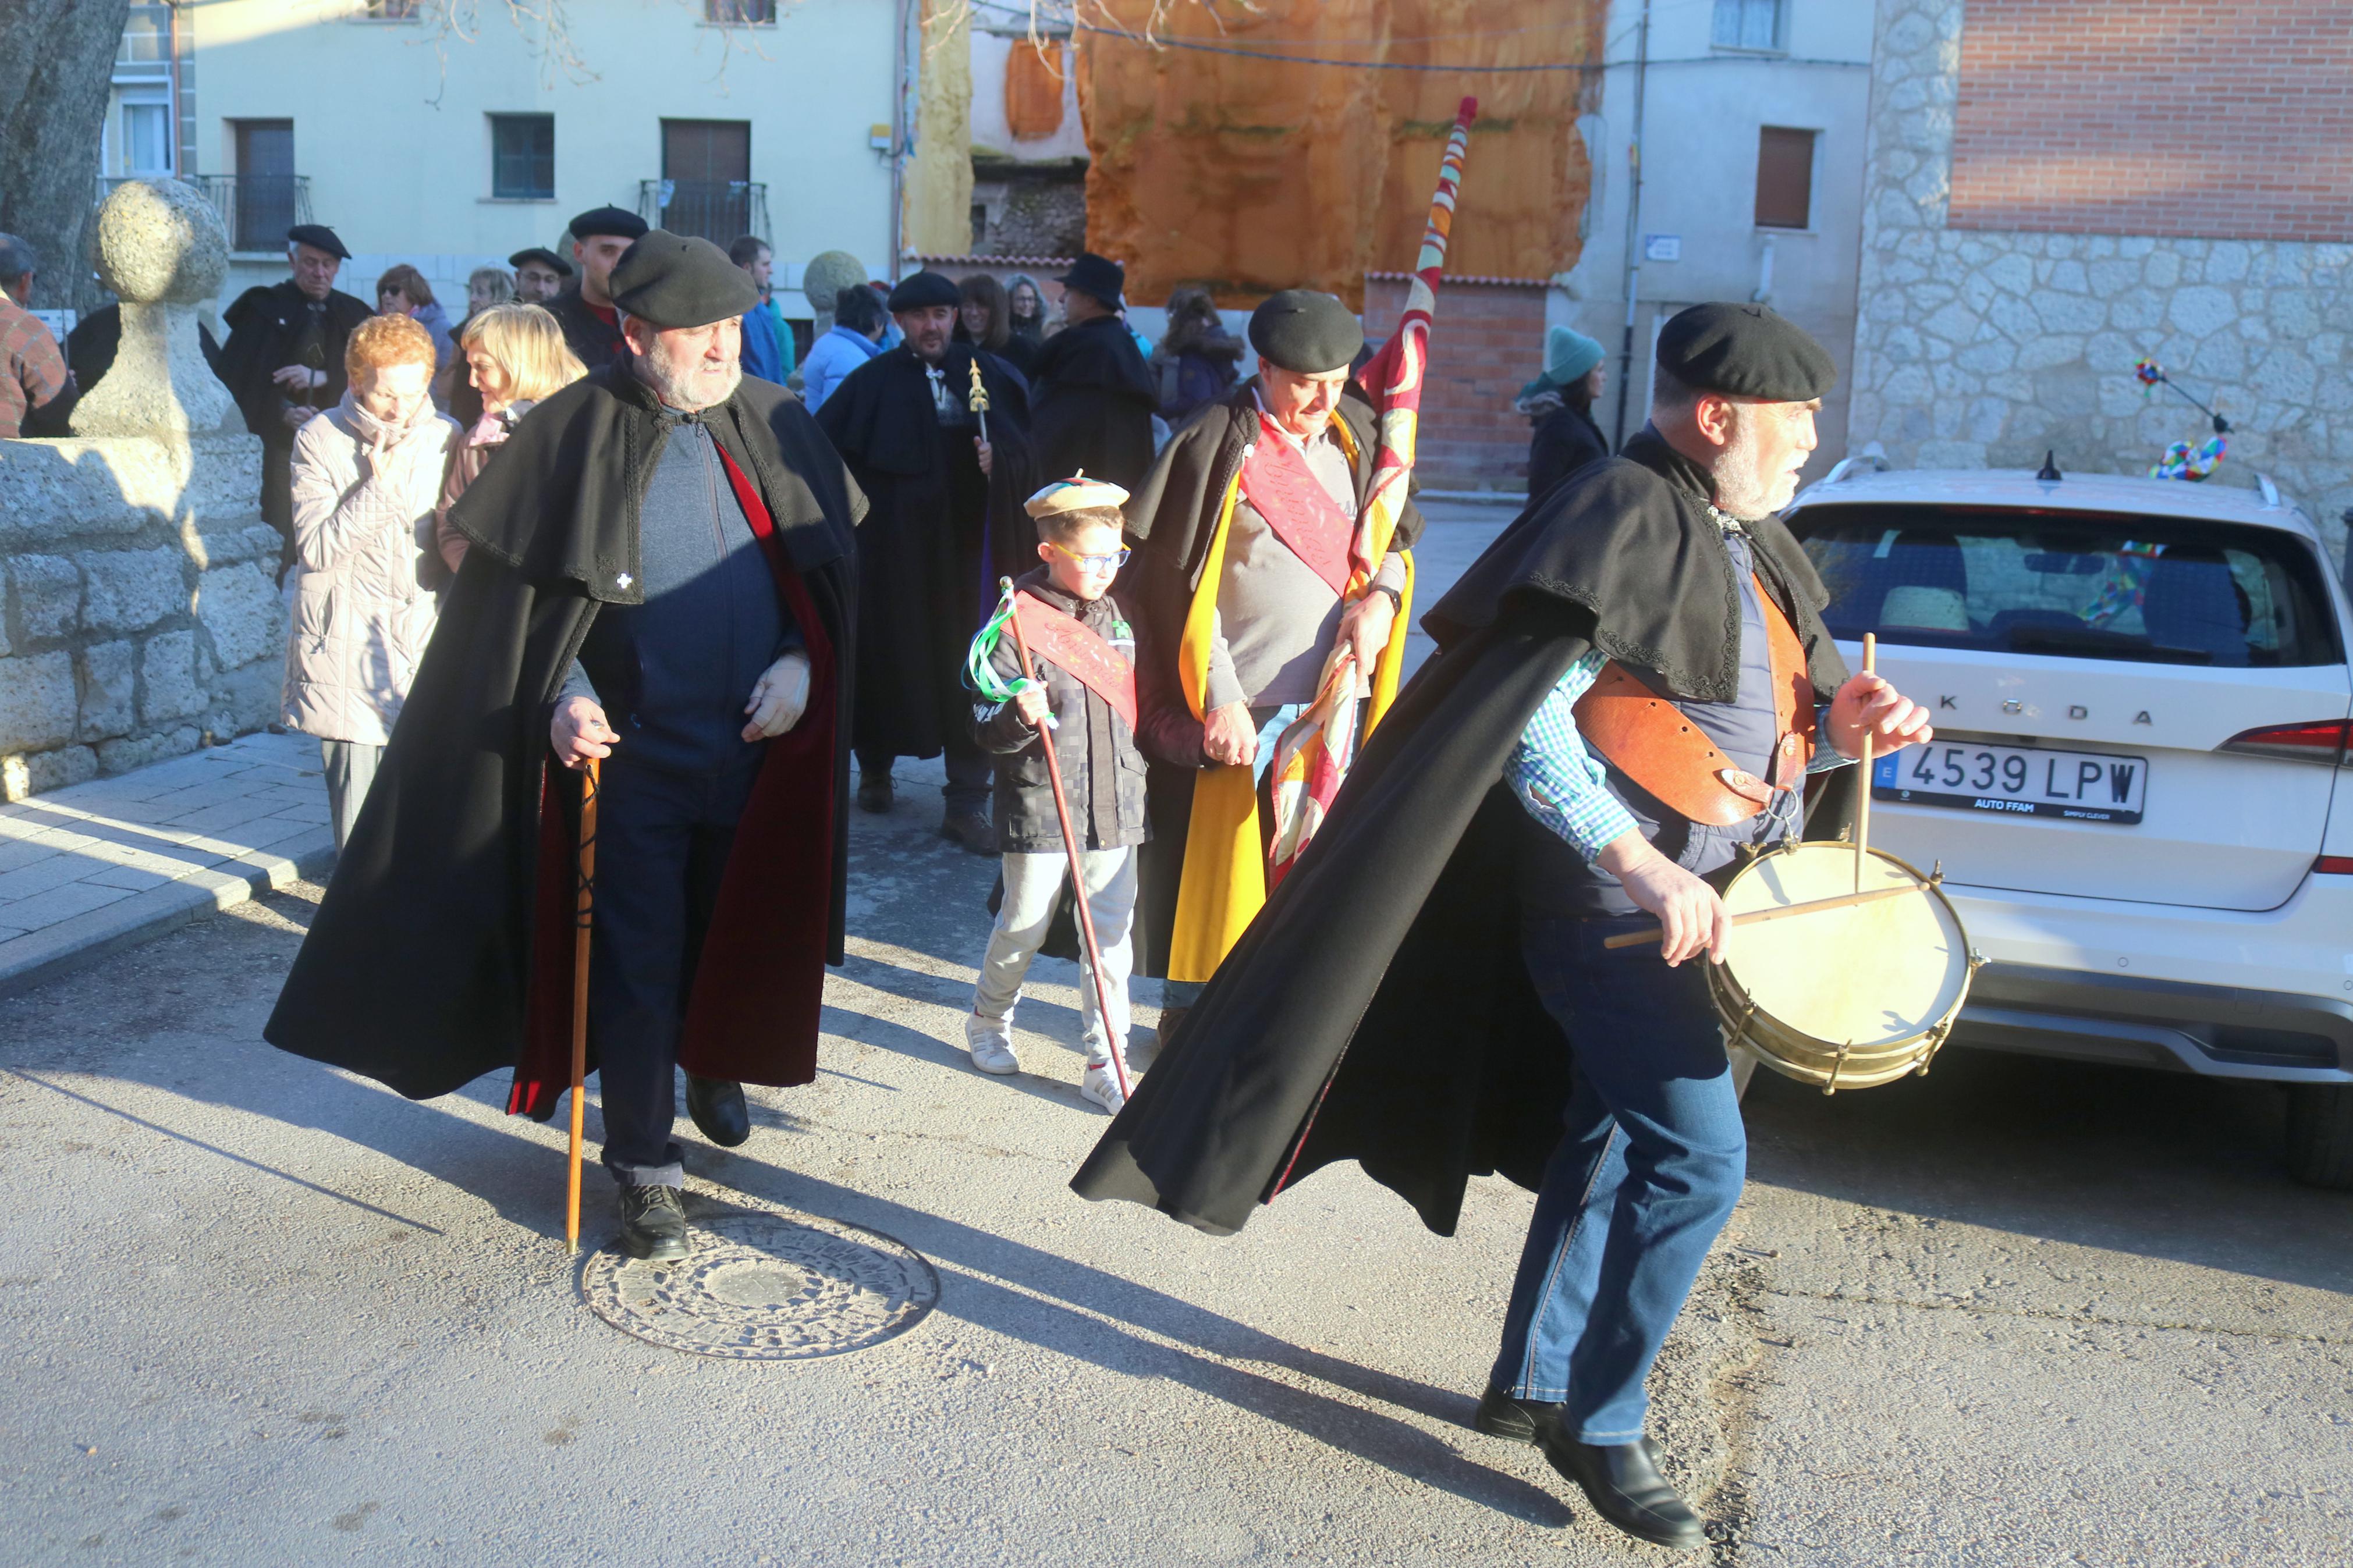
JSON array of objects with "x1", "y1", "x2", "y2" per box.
[
  {"x1": 998, "y1": 577, "x2": 1133, "y2": 1101},
  {"x1": 566, "y1": 757, "x2": 600, "y2": 1251}
]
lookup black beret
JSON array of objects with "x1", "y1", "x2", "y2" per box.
[
  {"x1": 286, "y1": 224, "x2": 349, "y2": 260},
  {"x1": 887, "y1": 271, "x2": 962, "y2": 312},
  {"x1": 569, "y1": 205, "x2": 648, "y2": 242},
  {"x1": 607, "y1": 230, "x2": 759, "y2": 330},
  {"x1": 1248, "y1": 289, "x2": 1362, "y2": 376},
  {"x1": 1655, "y1": 303, "x2": 1836, "y2": 401},
  {"x1": 508, "y1": 246, "x2": 573, "y2": 276}
]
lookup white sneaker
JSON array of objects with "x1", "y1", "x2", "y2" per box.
[
  {"x1": 965, "y1": 1014, "x2": 1020, "y2": 1075},
  {"x1": 1080, "y1": 1063, "x2": 1127, "y2": 1114}
]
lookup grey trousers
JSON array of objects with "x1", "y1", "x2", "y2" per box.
[
  {"x1": 319, "y1": 739, "x2": 382, "y2": 852},
  {"x1": 973, "y1": 847, "x2": 1137, "y2": 1066}
]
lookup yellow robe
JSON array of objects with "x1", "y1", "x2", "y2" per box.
[{"x1": 1164, "y1": 419, "x2": 1416, "y2": 983}]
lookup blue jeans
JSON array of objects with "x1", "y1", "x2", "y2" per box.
[
  {"x1": 1163, "y1": 703, "x2": 1303, "y2": 1012},
  {"x1": 1489, "y1": 913, "x2": 1747, "y2": 1443}
]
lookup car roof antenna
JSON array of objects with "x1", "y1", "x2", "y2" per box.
[{"x1": 2035, "y1": 449, "x2": 2063, "y2": 482}]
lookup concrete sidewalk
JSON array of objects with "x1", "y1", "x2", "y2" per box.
[{"x1": 0, "y1": 731, "x2": 332, "y2": 997}]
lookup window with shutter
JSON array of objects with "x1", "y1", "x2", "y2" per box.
[
  {"x1": 1005, "y1": 40, "x2": 1067, "y2": 142},
  {"x1": 1755, "y1": 126, "x2": 1816, "y2": 229}
]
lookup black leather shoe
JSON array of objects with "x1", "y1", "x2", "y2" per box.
[
  {"x1": 617, "y1": 1184, "x2": 689, "y2": 1263},
  {"x1": 1543, "y1": 1433, "x2": 1708, "y2": 1551},
  {"x1": 1472, "y1": 1384, "x2": 1563, "y2": 1445},
  {"x1": 857, "y1": 772, "x2": 893, "y2": 814},
  {"x1": 684, "y1": 1073, "x2": 751, "y2": 1147},
  {"x1": 941, "y1": 809, "x2": 994, "y2": 855}
]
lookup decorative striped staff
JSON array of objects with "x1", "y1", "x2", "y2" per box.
[{"x1": 1265, "y1": 95, "x2": 1479, "y2": 889}]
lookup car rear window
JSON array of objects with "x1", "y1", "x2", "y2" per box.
[{"x1": 1788, "y1": 505, "x2": 2344, "y2": 667}]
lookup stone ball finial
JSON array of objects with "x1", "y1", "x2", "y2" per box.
[
  {"x1": 93, "y1": 179, "x2": 228, "y2": 305},
  {"x1": 801, "y1": 250, "x2": 872, "y2": 333}
]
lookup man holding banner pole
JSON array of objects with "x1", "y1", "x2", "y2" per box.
[{"x1": 1120, "y1": 288, "x2": 1424, "y2": 1040}]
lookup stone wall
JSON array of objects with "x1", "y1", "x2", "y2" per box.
[
  {"x1": 0, "y1": 435, "x2": 285, "y2": 801},
  {"x1": 1850, "y1": 0, "x2": 2353, "y2": 564}
]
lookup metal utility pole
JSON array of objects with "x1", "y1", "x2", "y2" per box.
[
  {"x1": 889, "y1": 0, "x2": 914, "y2": 282},
  {"x1": 1610, "y1": 0, "x2": 1652, "y2": 450}
]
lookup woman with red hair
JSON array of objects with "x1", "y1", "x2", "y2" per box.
[{"x1": 282, "y1": 311, "x2": 459, "y2": 847}]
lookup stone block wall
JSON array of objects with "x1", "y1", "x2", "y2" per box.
[
  {"x1": 1851, "y1": 0, "x2": 2353, "y2": 565},
  {"x1": 1362, "y1": 275, "x2": 1549, "y2": 492},
  {"x1": 0, "y1": 434, "x2": 286, "y2": 801}
]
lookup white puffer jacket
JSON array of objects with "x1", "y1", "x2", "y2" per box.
[{"x1": 282, "y1": 393, "x2": 460, "y2": 745}]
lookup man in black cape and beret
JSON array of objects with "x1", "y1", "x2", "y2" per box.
[
  {"x1": 815, "y1": 268, "x2": 1037, "y2": 852},
  {"x1": 267, "y1": 232, "x2": 863, "y2": 1263},
  {"x1": 1074, "y1": 304, "x2": 1937, "y2": 1549},
  {"x1": 217, "y1": 223, "x2": 371, "y2": 569},
  {"x1": 544, "y1": 205, "x2": 648, "y2": 371},
  {"x1": 1118, "y1": 288, "x2": 1422, "y2": 1039},
  {"x1": 1028, "y1": 253, "x2": 1158, "y2": 490}
]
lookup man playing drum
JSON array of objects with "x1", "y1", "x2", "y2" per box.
[{"x1": 1071, "y1": 304, "x2": 1935, "y2": 1551}]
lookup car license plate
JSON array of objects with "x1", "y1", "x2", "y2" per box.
[{"x1": 1872, "y1": 741, "x2": 2148, "y2": 824}]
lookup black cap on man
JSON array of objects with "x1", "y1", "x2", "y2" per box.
[
  {"x1": 1654, "y1": 303, "x2": 1836, "y2": 402},
  {"x1": 1248, "y1": 289, "x2": 1364, "y2": 376},
  {"x1": 608, "y1": 231, "x2": 760, "y2": 330}
]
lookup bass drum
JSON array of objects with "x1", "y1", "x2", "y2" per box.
[{"x1": 1710, "y1": 841, "x2": 1981, "y2": 1093}]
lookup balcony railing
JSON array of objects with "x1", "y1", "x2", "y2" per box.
[
  {"x1": 638, "y1": 180, "x2": 768, "y2": 250},
  {"x1": 97, "y1": 174, "x2": 314, "y2": 255}
]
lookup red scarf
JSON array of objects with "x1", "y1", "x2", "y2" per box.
[
  {"x1": 1239, "y1": 415, "x2": 1354, "y2": 595},
  {"x1": 1017, "y1": 591, "x2": 1137, "y2": 734}
]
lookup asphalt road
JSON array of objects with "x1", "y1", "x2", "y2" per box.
[{"x1": 3, "y1": 499, "x2": 2348, "y2": 1566}]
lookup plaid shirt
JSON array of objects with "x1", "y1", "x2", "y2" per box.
[
  {"x1": 1507, "y1": 650, "x2": 1852, "y2": 865},
  {"x1": 0, "y1": 296, "x2": 68, "y2": 439}
]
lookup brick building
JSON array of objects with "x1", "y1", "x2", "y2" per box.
[
  {"x1": 1362, "y1": 273, "x2": 1549, "y2": 491},
  {"x1": 1850, "y1": 0, "x2": 2353, "y2": 559}
]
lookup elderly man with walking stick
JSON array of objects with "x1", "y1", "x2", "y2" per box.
[{"x1": 267, "y1": 232, "x2": 863, "y2": 1264}]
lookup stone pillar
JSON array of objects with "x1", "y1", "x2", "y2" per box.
[
  {"x1": 71, "y1": 179, "x2": 239, "y2": 440},
  {"x1": 802, "y1": 250, "x2": 872, "y2": 337},
  {"x1": 0, "y1": 179, "x2": 282, "y2": 802}
]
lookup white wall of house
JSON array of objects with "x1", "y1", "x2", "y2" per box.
[
  {"x1": 1563, "y1": 0, "x2": 1876, "y2": 481},
  {"x1": 183, "y1": 0, "x2": 900, "y2": 319}
]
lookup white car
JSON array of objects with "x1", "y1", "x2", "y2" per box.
[{"x1": 1782, "y1": 458, "x2": 2353, "y2": 1188}]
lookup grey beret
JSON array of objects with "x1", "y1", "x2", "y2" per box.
[
  {"x1": 1656, "y1": 303, "x2": 1836, "y2": 401},
  {"x1": 887, "y1": 270, "x2": 961, "y2": 312},
  {"x1": 607, "y1": 230, "x2": 759, "y2": 330},
  {"x1": 1248, "y1": 289, "x2": 1363, "y2": 376}
]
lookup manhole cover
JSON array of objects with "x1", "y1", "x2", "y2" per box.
[{"x1": 581, "y1": 1203, "x2": 940, "y2": 1360}]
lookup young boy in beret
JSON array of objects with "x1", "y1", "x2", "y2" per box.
[{"x1": 963, "y1": 477, "x2": 1151, "y2": 1112}]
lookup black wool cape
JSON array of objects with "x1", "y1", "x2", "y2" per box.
[
  {"x1": 265, "y1": 365, "x2": 861, "y2": 1104},
  {"x1": 1028, "y1": 314, "x2": 1160, "y2": 492},
  {"x1": 1116, "y1": 381, "x2": 1426, "y2": 980},
  {"x1": 816, "y1": 343, "x2": 1038, "y2": 760},
  {"x1": 1073, "y1": 427, "x2": 1855, "y2": 1236}
]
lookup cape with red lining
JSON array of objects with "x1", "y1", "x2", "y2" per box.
[{"x1": 264, "y1": 362, "x2": 863, "y2": 1108}]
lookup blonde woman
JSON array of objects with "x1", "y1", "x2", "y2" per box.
[
  {"x1": 283, "y1": 312, "x2": 460, "y2": 848},
  {"x1": 434, "y1": 303, "x2": 586, "y2": 575}
]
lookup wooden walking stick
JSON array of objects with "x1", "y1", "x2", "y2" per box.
[
  {"x1": 998, "y1": 578, "x2": 1133, "y2": 1101},
  {"x1": 566, "y1": 756, "x2": 600, "y2": 1251},
  {"x1": 1855, "y1": 632, "x2": 1877, "y2": 893}
]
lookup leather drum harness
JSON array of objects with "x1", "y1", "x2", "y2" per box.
[{"x1": 1571, "y1": 575, "x2": 1818, "y2": 827}]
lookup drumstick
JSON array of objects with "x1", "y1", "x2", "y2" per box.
[
  {"x1": 1855, "y1": 632, "x2": 1876, "y2": 893},
  {"x1": 1603, "y1": 881, "x2": 1919, "y2": 950}
]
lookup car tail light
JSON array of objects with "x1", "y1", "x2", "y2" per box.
[
  {"x1": 2317, "y1": 857, "x2": 2353, "y2": 874},
  {"x1": 2217, "y1": 719, "x2": 2351, "y2": 765}
]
